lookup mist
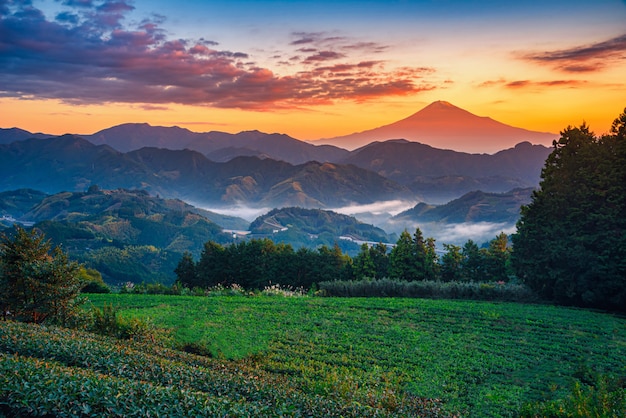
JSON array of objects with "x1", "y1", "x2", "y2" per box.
[
  {"x1": 385, "y1": 219, "x2": 517, "y2": 246},
  {"x1": 192, "y1": 203, "x2": 271, "y2": 222},
  {"x1": 192, "y1": 199, "x2": 519, "y2": 246}
]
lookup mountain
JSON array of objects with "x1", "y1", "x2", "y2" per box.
[
  {"x1": 313, "y1": 101, "x2": 557, "y2": 153},
  {"x1": 0, "y1": 135, "x2": 409, "y2": 209},
  {"x1": 0, "y1": 127, "x2": 52, "y2": 144},
  {"x1": 85, "y1": 124, "x2": 349, "y2": 164},
  {"x1": 0, "y1": 189, "x2": 49, "y2": 218},
  {"x1": 249, "y1": 207, "x2": 393, "y2": 253},
  {"x1": 339, "y1": 140, "x2": 551, "y2": 203},
  {"x1": 392, "y1": 188, "x2": 534, "y2": 224},
  {"x1": 0, "y1": 188, "x2": 245, "y2": 284}
]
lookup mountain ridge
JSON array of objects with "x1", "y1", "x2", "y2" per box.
[
  {"x1": 0, "y1": 136, "x2": 409, "y2": 209},
  {"x1": 312, "y1": 100, "x2": 557, "y2": 153},
  {"x1": 1, "y1": 101, "x2": 556, "y2": 157}
]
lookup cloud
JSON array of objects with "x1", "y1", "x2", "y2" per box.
[
  {"x1": 194, "y1": 204, "x2": 271, "y2": 222},
  {"x1": 479, "y1": 78, "x2": 588, "y2": 90},
  {"x1": 331, "y1": 200, "x2": 417, "y2": 217},
  {"x1": 520, "y1": 33, "x2": 626, "y2": 72},
  {"x1": 303, "y1": 50, "x2": 346, "y2": 63},
  {"x1": 0, "y1": 3, "x2": 437, "y2": 110}
]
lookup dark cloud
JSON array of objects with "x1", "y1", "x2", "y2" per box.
[
  {"x1": 290, "y1": 32, "x2": 324, "y2": 45},
  {"x1": 303, "y1": 50, "x2": 346, "y2": 63},
  {"x1": 0, "y1": 2, "x2": 436, "y2": 110},
  {"x1": 480, "y1": 78, "x2": 588, "y2": 89},
  {"x1": 521, "y1": 33, "x2": 626, "y2": 72},
  {"x1": 61, "y1": 0, "x2": 94, "y2": 7},
  {"x1": 342, "y1": 41, "x2": 388, "y2": 54}
]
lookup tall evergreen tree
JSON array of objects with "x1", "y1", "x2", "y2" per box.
[
  {"x1": 0, "y1": 226, "x2": 82, "y2": 324},
  {"x1": 174, "y1": 251, "x2": 198, "y2": 288},
  {"x1": 512, "y1": 110, "x2": 626, "y2": 311},
  {"x1": 196, "y1": 241, "x2": 226, "y2": 287},
  {"x1": 460, "y1": 240, "x2": 484, "y2": 282},
  {"x1": 484, "y1": 233, "x2": 511, "y2": 282},
  {"x1": 389, "y1": 230, "x2": 419, "y2": 281},
  {"x1": 441, "y1": 243, "x2": 463, "y2": 282},
  {"x1": 353, "y1": 243, "x2": 376, "y2": 280},
  {"x1": 370, "y1": 242, "x2": 390, "y2": 279},
  {"x1": 389, "y1": 228, "x2": 433, "y2": 281}
]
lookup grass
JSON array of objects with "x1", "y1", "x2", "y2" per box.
[{"x1": 84, "y1": 294, "x2": 626, "y2": 417}]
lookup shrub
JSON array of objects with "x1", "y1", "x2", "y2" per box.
[
  {"x1": 89, "y1": 303, "x2": 161, "y2": 342},
  {"x1": 520, "y1": 374, "x2": 626, "y2": 417},
  {"x1": 318, "y1": 278, "x2": 537, "y2": 302}
]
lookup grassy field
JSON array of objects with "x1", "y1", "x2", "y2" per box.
[{"x1": 79, "y1": 294, "x2": 626, "y2": 417}]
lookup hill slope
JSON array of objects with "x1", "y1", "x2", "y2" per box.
[
  {"x1": 4, "y1": 188, "x2": 242, "y2": 283},
  {"x1": 393, "y1": 188, "x2": 534, "y2": 224},
  {"x1": 249, "y1": 207, "x2": 392, "y2": 248}
]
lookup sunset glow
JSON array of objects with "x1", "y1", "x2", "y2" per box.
[{"x1": 2, "y1": 0, "x2": 625, "y2": 147}]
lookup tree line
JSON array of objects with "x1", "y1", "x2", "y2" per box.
[{"x1": 174, "y1": 230, "x2": 512, "y2": 291}]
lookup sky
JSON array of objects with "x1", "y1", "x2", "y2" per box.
[{"x1": 1, "y1": 0, "x2": 625, "y2": 144}]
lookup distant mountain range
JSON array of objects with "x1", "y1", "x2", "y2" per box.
[
  {"x1": 0, "y1": 128, "x2": 52, "y2": 144},
  {"x1": 313, "y1": 101, "x2": 557, "y2": 153},
  {"x1": 86, "y1": 124, "x2": 350, "y2": 164},
  {"x1": 340, "y1": 140, "x2": 550, "y2": 203},
  {"x1": 0, "y1": 102, "x2": 553, "y2": 205},
  {"x1": 0, "y1": 135, "x2": 408, "y2": 208}
]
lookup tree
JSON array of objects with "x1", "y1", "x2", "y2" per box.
[
  {"x1": 79, "y1": 267, "x2": 110, "y2": 293},
  {"x1": 389, "y1": 228, "x2": 434, "y2": 281},
  {"x1": 353, "y1": 243, "x2": 376, "y2": 280},
  {"x1": 370, "y1": 242, "x2": 389, "y2": 279},
  {"x1": 389, "y1": 230, "x2": 419, "y2": 281},
  {"x1": 440, "y1": 243, "x2": 463, "y2": 282},
  {"x1": 512, "y1": 110, "x2": 626, "y2": 311},
  {"x1": 0, "y1": 226, "x2": 83, "y2": 324},
  {"x1": 424, "y1": 237, "x2": 440, "y2": 280},
  {"x1": 174, "y1": 251, "x2": 198, "y2": 288},
  {"x1": 460, "y1": 240, "x2": 484, "y2": 281},
  {"x1": 484, "y1": 232, "x2": 511, "y2": 282},
  {"x1": 196, "y1": 241, "x2": 226, "y2": 287}
]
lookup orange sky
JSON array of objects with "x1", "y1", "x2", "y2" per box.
[{"x1": 1, "y1": 0, "x2": 625, "y2": 145}]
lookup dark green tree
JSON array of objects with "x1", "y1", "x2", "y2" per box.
[
  {"x1": 424, "y1": 237, "x2": 440, "y2": 280},
  {"x1": 460, "y1": 240, "x2": 484, "y2": 281},
  {"x1": 512, "y1": 111, "x2": 626, "y2": 311},
  {"x1": 389, "y1": 230, "x2": 419, "y2": 281},
  {"x1": 370, "y1": 242, "x2": 390, "y2": 279},
  {"x1": 196, "y1": 241, "x2": 226, "y2": 287},
  {"x1": 389, "y1": 228, "x2": 435, "y2": 281},
  {"x1": 353, "y1": 243, "x2": 376, "y2": 280},
  {"x1": 484, "y1": 232, "x2": 511, "y2": 282},
  {"x1": 0, "y1": 226, "x2": 83, "y2": 324},
  {"x1": 174, "y1": 251, "x2": 198, "y2": 288},
  {"x1": 440, "y1": 243, "x2": 463, "y2": 282}
]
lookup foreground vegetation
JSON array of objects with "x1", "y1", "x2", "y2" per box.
[{"x1": 77, "y1": 294, "x2": 625, "y2": 417}]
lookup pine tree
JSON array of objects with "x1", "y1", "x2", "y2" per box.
[
  {"x1": 0, "y1": 226, "x2": 82, "y2": 324},
  {"x1": 512, "y1": 109, "x2": 626, "y2": 311},
  {"x1": 353, "y1": 243, "x2": 376, "y2": 280}
]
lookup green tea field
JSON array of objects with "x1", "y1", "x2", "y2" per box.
[{"x1": 74, "y1": 294, "x2": 625, "y2": 417}]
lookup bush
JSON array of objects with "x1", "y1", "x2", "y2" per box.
[
  {"x1": 318, "y1": 278, "x2": 537, "y2": 302},
  {"x1": 89, "y1": 303, "x2": 161, "y2": 342},
  {"x1": 520, "y1": 373, "x2": 626, "y2": 417}
]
